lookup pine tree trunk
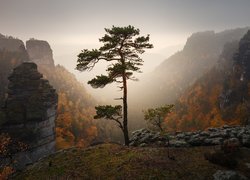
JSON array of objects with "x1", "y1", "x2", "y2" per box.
[{"x1": 122, "y1": 74, "x2": 129, "y2": 146}]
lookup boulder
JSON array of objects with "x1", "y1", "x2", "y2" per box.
[
  {"x1": 213, "y1": 170, "x2": 248, "y2": 180},
  {"x1": 139, "y1": 143, "x2": 148, "y2": 147},
  {"x1": 176, "y1": 133, "x2": 186, "y2": 139},
  {"x1": 242, "y1": 134, "x2": 250, "y2": 147},
  {"x1": 130, "y1": 125, "x2": 250, "y2": 148},
  {"x1": 222, "y1": 125, "x2": 231, "y2": 129},
  {"x1": 169, "y1": 140, "x2": 189, "y2": 147},
  {"x1": 187, "y1": 135, "x2": 205, "y2": 146},
  {"x1": 245, "y1": 163, "x2": 250, "y2": 169},
  {"x1": 200, "y1": 131, "x2": 210, "y2": 137},
  {"x1": 204, "y1": 138, "x2": 223, "y2": 146},
  {"x1": 209, "y1": 132, "x2": 222, "y2": 138},
  {"x1": 208, "y1": 128, "x2": 218, "y2": 132}
]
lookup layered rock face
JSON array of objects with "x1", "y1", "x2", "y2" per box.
[
  {"x1": 0, "y1": 35, "x2": 29, "y2": 107},
  {"x1": 0, "y1": 34, "x2": 26, "y2": 52},
  {"x1": 219, "y1": 30, "x2": 250, "y2": 124},
  {"x1": 233, "y1": 30, "x2": 250, "y2": 81},
  {"x1": 130, "y1": 27, "x2": 249, "y2": 109},
  {"x1": 0, "y1": 62, "x2": 58, "y2": 169},
  {"x1": 26, "y1": 39, "x2": 54, "y2": 66}
]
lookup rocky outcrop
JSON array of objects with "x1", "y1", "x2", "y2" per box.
[
  {"x1": 219, "y1": 30, "x2": 250, "y2": 125},
  {"x1": 0, "y1": 33, "x2": 98, "y2": 150},
  {"x1": 0, "y1": 62, "x2": 58, "y2": 169},
  {"x1": 213, "y1": 170, "x2": 248, "y2": 180},
  {"x1": 130, "y1": 27, "x2": 249, "y2": 108},
  {"x1": 0, "y1": 35, "x2": 30, "y2": 107},
  {"x1": 130, "y1": 125, "x2": 250, "y2": 148},
  {"x1": 0, "y1": 35, "x2": 26, "y2": 52},
  {"x1": 26, "y1": 39, "x2": 55, "y2": 66},
  {"x1": 183, "y1": 31, "x2": 218, "y2": 56},
  {"x1": 235, "y1": 30, "x2": 250, "y2": 79}
]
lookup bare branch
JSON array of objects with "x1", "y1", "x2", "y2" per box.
[
  {"x1": 113, "y1": 119, "x2": 123, "y2": 130},
  {"x1": 114, "y1": 80, "x2": 123, "y2": 83},
  {"x1": 114, "y1": 97, "x2": 123, "y2": 100}
]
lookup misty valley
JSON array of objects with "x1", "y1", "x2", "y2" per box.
[{"x1": 1, "y1": 25, "x2": 250, "y2": 179}]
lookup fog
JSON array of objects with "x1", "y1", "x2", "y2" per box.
[
  {"x1": 1, "y1": 0, "x2": 250, "y2": 131},
  {"x1": 1, "y1": 0, "x2": 250, "y2": 82}
]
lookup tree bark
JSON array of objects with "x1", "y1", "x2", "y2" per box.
[
  {"x1": 119, "y1": 42, "x2": 129, "y2": 146},
  {"x1": 122, "y1": 74, "x2": 129, "y2": 146},
  {"x1": 158, "y1": 124, "x2": 163, "y2": 132}
]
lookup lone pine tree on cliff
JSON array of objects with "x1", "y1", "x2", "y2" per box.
[{"x1": 76, "y1": 25, "x2": 153, "y2": 146}]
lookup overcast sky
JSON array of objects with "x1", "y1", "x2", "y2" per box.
[{"x1": 0, "y1": 0, "x2": 250, "y2": 83}]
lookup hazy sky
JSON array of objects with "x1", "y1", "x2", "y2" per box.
[{"x1": 1, "y1": 0, "x2": 250, "y2": 93}]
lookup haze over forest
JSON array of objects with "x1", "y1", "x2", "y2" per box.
[
  {"x1": 2, "y1": 0, "x2": 250, "y2": 179},
  {"x1": 0, "y1": 0, "x2": 250, "y2": 135},
  {"x1": 1, "y1": 0, "x2": 250, "y2": 98}
]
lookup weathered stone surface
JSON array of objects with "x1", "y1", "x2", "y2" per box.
[
  {"x1": 242, "y1": 134, "x2": 250, "y2": 147},
  {"x1": 169, "y1": 140, "x2": 189, "y2": 147},
  {"x1": 26, "y1": 39, "x2": 54, "y2": 66},
  {"x1": 213, "y1": 170, "x2": 248, "y2": 180},
  {"x1": 204, "y1": 138, "x2": 223, "y2": 145},
  {"x1": 0, "y1": 35, "x2": 26, "y2": 52},
  {"x1": 0, "y1": 62, "x2": 58, "y2": 170},
  {"x1": 245, "y1": 163, "x2": 250, "y2": 169},
  {"x1": 129, "y1": 128, "x2": 167, "y2": 146},
  {"x1": 2, "y1": 62, "x2": 57, "y2": 124},
  {"x1": 187, "y1": 136, "x2": 205, "y2": 146},
  {"x1": 0, "y1": 35, "x2": 30, "y2": 108},
  {"x1": 219, "y1": 30, "x2": 250, "y2": 126},
  {"x1": 130, "y1": 126, "x2": 250, "y2": 148}
]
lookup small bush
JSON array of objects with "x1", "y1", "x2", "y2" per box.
[{"x1": 204, "y1": 150, "x2": 238, "y2": 168}]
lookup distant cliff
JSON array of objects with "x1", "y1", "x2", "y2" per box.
[
  {"x1": 0, "y1": 34, "x2": 26, "y2": 52},
  {"x1": 219, "y1": 30, "x2": 250, "y2": 123},
  {"x1": 166, "y1": 30, "x2": 250, "y2": 131},
  {"x1": 0, "y1": 35, "x2": 29, "y2": 107},
  {"x1": 25, "y1": 39, "x2": 100, "y2": 148},
  {"x1": 0, "y1": 35, "x2": 100, "y2": 149},
  {"x1": 131, "y1": 27, "x2": 249, "y2": 107},
  {"x1": 26, "y1": 39, "x2": 54, "y2": 66}
]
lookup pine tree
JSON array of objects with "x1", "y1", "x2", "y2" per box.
[
  {"x1": 76, "y1": 25, "x2": 153, "y2": 145},
  {"x1": 144, "y1": 105, "x2": 174, "y2": 132}
]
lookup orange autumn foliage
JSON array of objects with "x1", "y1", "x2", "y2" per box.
[
  {"x1": 0, "y1": 133, "x2": 28, "y2": 179},
  {"x1": 165, "y1": 41, "x2": 249, "y2": 132},
  {"x1": 37, "y1": 65, "x2": 98, "y2": 149},
  {"x1": 0, "y1": 166, "x2": 14, "y2": 180}
]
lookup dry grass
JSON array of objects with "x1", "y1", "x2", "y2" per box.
[{"x1": 14, "y1": 144, "x2": 250, "y2": 180}]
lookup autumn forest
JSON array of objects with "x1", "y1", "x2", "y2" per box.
[{"x1": 1, "y1": 0, "x2": 250, "y2": 179}]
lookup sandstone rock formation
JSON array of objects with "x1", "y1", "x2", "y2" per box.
[
  {"x1": 130, "y1": 125, "x2": 250, "y2": 148},
  {"x1": 219, "y1": 30, "x2": 250, "y2": 125},
  {"x1": 0, "y1": 62, "x2": 58, "y2": 169},
  {"x1": 0, "y1": 34, "x2": 26, "y2": 52},
  {"x1": 26, "y1": 38, "x2": 100, "y2": 149},
  {"x1": 0, "y1": 35, "x2": 29, "y2": 107},
  {"x1": 0, "y1": 34, "x2": 98, "y2": 150},
  {"x1": 131, "y1": 27, "x2": 249, "y2": 107},
  {"x1": 26, "y1": 39, "x2": 54, "y2": 66},
  {"x1": 232, "y1": 30, "x2": 250, "y2": 84},
  {"x1": 213, "y1": 170, "x2": 248, "y2": 180}
]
